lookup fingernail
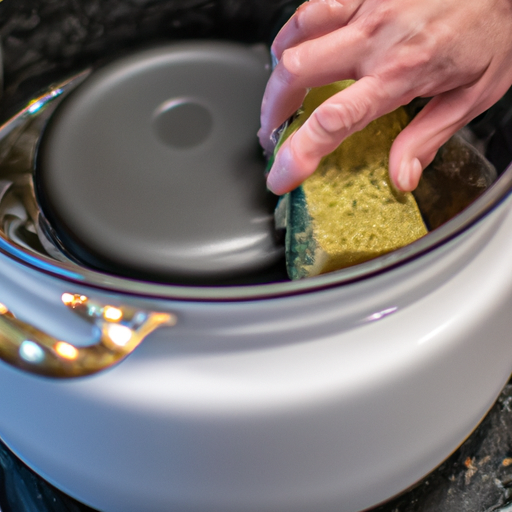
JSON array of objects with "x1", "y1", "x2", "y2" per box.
[
  {"x1": 410, "y1": 157, "x2": 423, "y2": 188},
  {"x1": 267, "y1": 144, "x2": 292, "y2": 195},
  {"x1": 397, "y1": 158, "x2": 422, "y2": 191},
  {"x1": 397, "y1": 159, "x2": 410, "y2": 191}
]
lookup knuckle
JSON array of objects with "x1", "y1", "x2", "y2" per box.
[
  {"x1": 303, "y1": 113, "x2": 335, "y2": 149},
  {"x1": 325, "y1": 0, "x2": 347, "y2": 17},
  {"x1": 279, "y1": 48, "x2": 302, "y2": 86},
  {"x1": 344, "y1": 97, "x2": 370, "y2": 127},
  {"x1": 393, "y1": 30, "x2": 445, "y2": 79},
  {"x1": 394, "y1": 51, "x2": 430, "y2": 78},
  {"x1": 313, "y1": 104, "x2": 348, "y2": 135},
  {"x1": 309, "y1": 98, "x2": 368, "y2": 142},
  {"x1": 357, "y1": 4, "x2": 393, "y2": 37},
  {"x1": 403, "y1": 37, "x2": 435, "y2": 68},
  {"x1": 414, "y1": 38, "x2": 437, "y2": 67},
  {"x1": 390, "y1": 45, "x2": 434, "y2": 89},
  {"x1": 292, "y1": 3, "x2": 308, "y2": 32}
]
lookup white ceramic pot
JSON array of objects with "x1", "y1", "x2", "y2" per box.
[
  {"x1": 1, "y1": 127, "x2": 512, "y2": 512},
  {"x1": 0, "y1": 3, "x2": 512, "y2": 512}
]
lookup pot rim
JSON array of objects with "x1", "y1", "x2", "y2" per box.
[
  {"x1": 1, "y1": 62, "x2": 511, "y2": 302},
  {"x1": 2, "y1": 159, "x2": 511, "y2": 302}
]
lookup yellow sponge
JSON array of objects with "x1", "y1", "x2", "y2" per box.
[{"x1": 278, "y1": 81, "x2": 428, "y2": 280}]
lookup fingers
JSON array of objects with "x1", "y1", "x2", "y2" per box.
[
  {"x1": 259, "y1": 25, "x2": 366, "y2": 152},
  {"x1": 388, "y1": 86, "x2": 490, "y2": 191},
  {"x1": 258, "y1": 67, "x2": 308, "y2": 154},
  {"x1": 266, "y1": 76, "x2": 405, "y2": 195},
  {"x1": 267, "y1": 74, "x2": 506, "y2": 195},
  {"x1": 272, "y1": 0, "x2": 363, "y2": 60},
  {"x1": 261, "y1": 0, "x2": 512, "y2": 198}
]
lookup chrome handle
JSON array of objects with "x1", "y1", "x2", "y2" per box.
[{"x1": 0, "y1": 293, "x2": 176, "y2": 378}]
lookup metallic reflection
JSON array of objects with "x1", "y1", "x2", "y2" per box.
[
  {"x1": 0, "y1": 71, "x2": 91, "y2": 266},
  {"x1": 106, "y1": 324, "x2": 133, "y2": 347},
  {"x1": 19, "y1": 340, "x2": 45, "y2": 363},
  {"x1": 103, "y1": 306, "x2": 123, "y2": 322},
  {"x1": 0, "y1": 294, "x2": 176, "y2": 378},
  {"x1": 54, "y1": 341, "x2": 79, "y2": 360}
]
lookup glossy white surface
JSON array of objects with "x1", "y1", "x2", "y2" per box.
[{"x1": 0, "y1": 193, "x2": 511, "y2": 511}]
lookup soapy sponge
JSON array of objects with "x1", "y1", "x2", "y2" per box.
[{"x1": 276, "y1": 81, "x2": 428, "y2": 280}]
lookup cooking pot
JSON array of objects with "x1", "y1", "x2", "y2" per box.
[{"x1": 1, "y1": 2, "x2": 512, "y2": 512}]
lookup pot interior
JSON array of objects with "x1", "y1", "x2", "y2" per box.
[{"x1": 1, "y1": 0, "x2": 512, "y2": 298}]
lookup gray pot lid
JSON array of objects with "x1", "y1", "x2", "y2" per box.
[{"x1": 38, "y1": 42, "x2": 283, "y2": 282}]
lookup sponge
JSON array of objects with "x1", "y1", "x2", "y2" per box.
[{"x1": 276, "y1": 81, "x2": 428, "y2": 280}]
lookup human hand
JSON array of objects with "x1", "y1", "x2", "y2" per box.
[{"x1": 259, "y1": 0, "x2": 512, "y2": 194}]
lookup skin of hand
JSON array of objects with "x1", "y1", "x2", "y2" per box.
[{"x1": 259, "y1": 0, "x2": 512, "y2": 195}]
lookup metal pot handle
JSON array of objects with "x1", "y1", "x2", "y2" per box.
[{"x1": 0, "y1": 293, "x2": 175, "y2": 378}]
